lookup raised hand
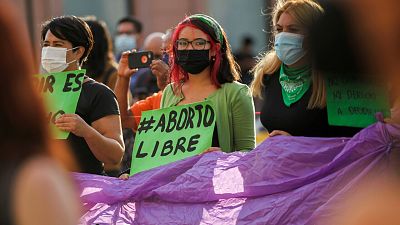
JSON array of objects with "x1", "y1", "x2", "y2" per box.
[{"x1": 117, "y1": 50, "x2": 138, "y2": 78}]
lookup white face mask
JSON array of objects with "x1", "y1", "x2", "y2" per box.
[
  {"x1": 41, "y1": 46, "x2": 78, "y2": 73},
  {"x1": 114, "y1": 34, "x2": 137, "y2": 55},
  {"x1": 274, "y1": 32, "x2": 307, "y2": 66}
]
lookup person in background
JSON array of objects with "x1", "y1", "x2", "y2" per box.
[
  {"x1": 116, "y1": 29, "x2": 173, "y2": 174},
  {"x1": 82, "y1": 16, "x2": 119, "y2": 90},
  {"x1": 308, "y1": 1, "x2": 400, "y2": 223},
  {"x1": 115, "y1": 16, "x2": 143, "y2": 61},
  {"x1": 235, "y1": 35, "x2": 256, "y2": 86},
  {"x1": 118, "y1": 14, "x2": 256, "y2": 154},
  {"x1": 117, "y1": 30, "x2": 172, "y2": 131},
  {"x1": 129, "y1": 32, "x2": 164, "y2": 100},
  {"x1": 111, "y1": 16, "x2": 143, "y2": 177},
  {"x1": 0, "y1": 3, "x2": 80, "y2": 224},
  {"x1": 154, "y1": 28, "x2": 174, "y2": 89},
  {"x1": 41, "y1": 16, "x2": 124, "y2": 175},
  {"x1": 82, "y1": 16, "x2": 125, "y2": 176},
  {"x1": 250, "y1": 0, "x2": 360, "y2": 137}
]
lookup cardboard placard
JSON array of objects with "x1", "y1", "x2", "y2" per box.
[
  {"x1": 130, "y1": 101, "x2": 216, "y2": 175},
  {"x1": 34, "y1": 69, "x2": 85, "y2": 139}
]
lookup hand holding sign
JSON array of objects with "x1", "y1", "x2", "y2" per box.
[
  {"x1": 201, "y1": 147, "x2": 221, "y2": 154},
  {"x1": 55, "y1": 114, "x2": 91, "y2": 137},
  {"x1": 326, "y1": 77, "x2": 390, "y2": 128},
  {"x1": 269, "y1": 130, "x2": 292, "y2": 137},
  {"x1": 34, "y1": 69, "x2": 85, "y2": 139}
]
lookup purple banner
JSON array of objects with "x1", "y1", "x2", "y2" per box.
[{"x1": 74, "y1": 122, "x2": 399, "y2": 225}]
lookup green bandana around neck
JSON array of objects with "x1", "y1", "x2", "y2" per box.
[{"x1": 279, "y1": 64, "x2": 312, "y2": 107}]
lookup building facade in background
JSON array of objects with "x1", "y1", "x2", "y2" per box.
[{"x1": 13, "y1": 0, "x2": 271, "y2": 66}]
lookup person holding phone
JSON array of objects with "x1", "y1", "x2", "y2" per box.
[
  {"x1": 128, "y1": 32, "x2": 164, "y2": 101},
  {"x1": 117, "y1": 14, "x2": 255, "y2": 154},
  {"x1": 115, "y1": 30, "x2": 172, "y2": 176},
  {"x1": 251, "y1": 0, "x2": 360, "y2": 137},
  {"x1": 115, "y1": 30, "x2": 172, "y2": 132},
  {"x1": 40, "y1": 16, "x2": 124, "y2": 175}
]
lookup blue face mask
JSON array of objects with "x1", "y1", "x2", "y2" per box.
[
  {"x1": 274, "y1": 32, "x2": 307, "y2": 66},
  {"x1": 114, "y1": 34, "x2": 137, "y2": 55}
]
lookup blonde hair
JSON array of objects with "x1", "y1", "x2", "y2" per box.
[{"x1": 250, "y1": 0, "x2": 325, "y2": 109}]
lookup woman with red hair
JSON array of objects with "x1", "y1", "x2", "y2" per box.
[
  {"x1": 116, "y1": 14, "x2": 255, "y2": 179},
  {"x1": 117, "y1": 14, "x2": 255, "y2": 153},
  {"x1": 162, "y1": 14, "x2": 255, "y2": 152}
]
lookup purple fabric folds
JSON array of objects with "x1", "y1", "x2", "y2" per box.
[{"x1": 74, "y1": 122, "x2": 400, "y2": 225}]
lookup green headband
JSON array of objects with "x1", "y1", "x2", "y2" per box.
[{"x1": 187, "y1": 14, "x2": 224, "y2": 44}]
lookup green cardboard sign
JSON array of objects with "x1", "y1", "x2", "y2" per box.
[
  {"x1": 326, "y1": 77, "x2": 390, "y2": 128},
  {"x1": 130, "y1": 101, "x2": 216, "y2": 175},
  {"x1": 34, "y1": 69, "x2": 85, "y2": 139}
]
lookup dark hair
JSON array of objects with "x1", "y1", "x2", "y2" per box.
[
  {"x1": 41, "y1": 15, "x2": 94, "y2": 65},
  {"x1": 0, "y1": 3, "x2": 47, "y2": 161},
  {"x1": 117, "y1": 16, "x2": 143, "y2": 34},
  {"x1": 170, "y1": 15, "x2": 240, "y2": 89},
  {"x1": 82, "y1": 17, "x2": 115, "y2": 79},
  {"x1": 242, "y1": 36, "x2": 254, "y2": 46},
  {"x1": 310, "y1": 2, "x2": 365, "y2": 77}
]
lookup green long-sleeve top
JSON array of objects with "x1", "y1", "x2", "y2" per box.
[{"x1": 161, "y1": 81, "x2": 256, "y2": 152}]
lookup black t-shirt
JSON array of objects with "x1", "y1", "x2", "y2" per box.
[
  {"x1": 67, "y1": 79, "x2": 120, "y2": 174},
  {"x1": 260, "y1": 72, "x2": 360, "y2": 137}
]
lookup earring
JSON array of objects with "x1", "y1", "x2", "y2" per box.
[{"x1": 211, "y1": 56, "x2": 216, "y2": 62}]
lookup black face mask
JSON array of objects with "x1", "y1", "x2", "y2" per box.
[{"x1": 176, "y1": 50, "x2": 210, "y2": 74}]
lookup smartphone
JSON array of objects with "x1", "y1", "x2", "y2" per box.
[{"x1": 128, "y1": 51, "x2": 154, "y2": 69}]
